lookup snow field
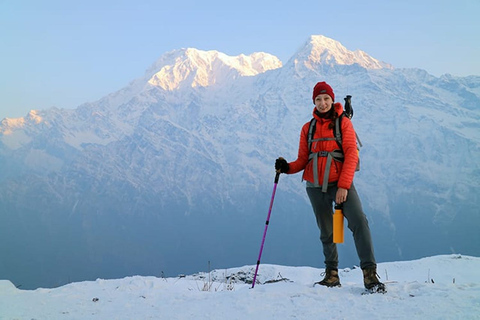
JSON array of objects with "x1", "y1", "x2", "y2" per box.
[{"x1": 1, "y1": 255, "x2": 479, "y2": 320}]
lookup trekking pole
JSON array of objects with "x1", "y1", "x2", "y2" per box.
[
  {"x1": 251, "y1": 171, "x2": 281, "y2": 288},
  {"x1": 344, "y1": 95, "x2": 353, "y2": 119}
]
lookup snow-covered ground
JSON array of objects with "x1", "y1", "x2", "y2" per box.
[{"x1": 1, "y1": 255, "x2": 479, "y2": 319}]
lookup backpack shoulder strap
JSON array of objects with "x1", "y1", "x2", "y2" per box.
[
  {"x1": 333, "y1": 113, "x2": 344, "y2": 150},
  {"x1": 307, "y1": 118, "x2": 316, "y2": 153}
]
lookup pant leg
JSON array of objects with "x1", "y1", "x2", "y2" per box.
[
  {"x1": 342, "y1": 184, "x2": 377, "y2": 270},
  {"x1": 306, "y1": 186, "x2": 338, "y2": 270}
]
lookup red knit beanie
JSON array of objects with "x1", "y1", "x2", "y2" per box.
[{"x1": 312, "y1": 81, "x2": 335, "y2": 104}]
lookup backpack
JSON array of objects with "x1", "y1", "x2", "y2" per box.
[{"x1": 307, "y1": 95, "x2": 362, "y2": 192}]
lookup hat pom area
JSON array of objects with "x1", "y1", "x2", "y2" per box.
[{"x1": 312, "y1": 82, "x2": 335, "y2": 103}]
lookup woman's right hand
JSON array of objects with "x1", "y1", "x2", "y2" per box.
[{"x1": 275, "y1": 157, "x2": 289, "y2": 173}]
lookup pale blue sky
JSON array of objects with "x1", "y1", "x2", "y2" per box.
[{"x1": 1, "y1": 0, "x2": 479, "y2": 120}]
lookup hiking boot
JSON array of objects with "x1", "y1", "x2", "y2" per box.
[
  {"x1": 315, "y1": 268, "x2": 341, "y2": 287},
  {"x1": 362, "y1": 268, "x2": 386, "y2": 292}
]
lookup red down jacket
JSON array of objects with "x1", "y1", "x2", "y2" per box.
[{"x1": 287, "y1": 103, "x2": 359, "y2": 190}]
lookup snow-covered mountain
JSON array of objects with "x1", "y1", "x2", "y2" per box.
[
  {"x1": 0, "y1": 35, "x2": 479, "y2": 290},
  {"x1": 146, "y1": 48, "x2": 282, "y2": 90},
  {"x1": 293, "y1": 35, "x2": 393, "y2": 71}
]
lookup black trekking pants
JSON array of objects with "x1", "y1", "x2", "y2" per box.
[{"x1": 306, "y1": 182, "x2": 376, "y2": 270}]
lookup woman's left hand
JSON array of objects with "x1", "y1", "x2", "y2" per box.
[{"x1": 336, "y1": 188, "x2": 348, "y2": 204}]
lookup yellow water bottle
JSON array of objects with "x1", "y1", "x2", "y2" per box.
[{"x1": 333, "y1": 204, "x2": 344, "y2": 244}]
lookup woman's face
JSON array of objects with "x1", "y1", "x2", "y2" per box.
[{"x1": 314, "y1": 94, "x2": 333, "y2": 113}]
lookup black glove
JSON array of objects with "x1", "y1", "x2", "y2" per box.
[{"x1": 275, "y1": 157, "x2": 289, "y2": 173}]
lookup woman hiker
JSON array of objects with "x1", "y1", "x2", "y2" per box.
[{"x1": 275, "y1": 81, "x2": 385, "y2": 292}]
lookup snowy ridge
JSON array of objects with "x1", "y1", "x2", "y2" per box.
[
  {"x1": 294, "y1": 35, "x2": 393, "y2": 71},
  {"x1": 145, "y1": 48, "x2": 282, "y2": 90},
  {"x1": 0, "y1": 110, "x2": 46, "y2": 149},
  {"x1": 0, "y1": 110, "x2": 43, "y2": 135},
  {"x1": 1, "y1": 255, "x2": 479, "y2": 319}
]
